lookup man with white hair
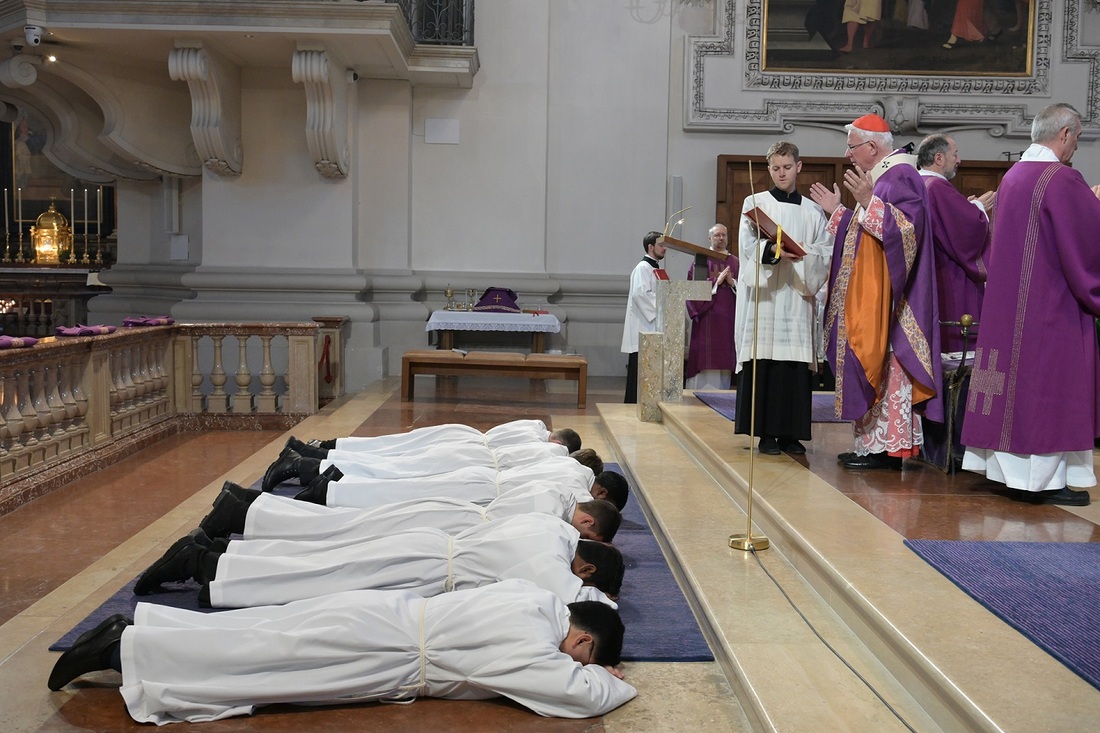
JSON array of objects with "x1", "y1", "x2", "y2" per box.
[
  {"x1": 961, "y1": 103, "x2": 1100, "y2": 506},
  {"x1": 685, "y1": 223, "x2": 738, "y2": 390},
  {"x1": 916, "y1": 134, "x2": 994, "y2": 353},
  {"x1": 809, "y1": 113, "x2": 941, "y2": 471}
]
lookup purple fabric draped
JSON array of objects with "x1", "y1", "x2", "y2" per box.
[
  {"x1": 685, "y1": 255, "x2": 738, "y2": 376},
  {"x1": 924, "y1": 176, "x2": 990, "y2": 353},
  {"x1": 825, "y1": 155, "x2": 943, "y2": 422},
  {"x1": 961, "y1": 161, "x2": 1100, "y2": 454}
]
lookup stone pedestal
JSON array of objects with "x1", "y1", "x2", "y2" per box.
[{"x1": 637, "y1": 279, "x2": 712, "y2": 422}]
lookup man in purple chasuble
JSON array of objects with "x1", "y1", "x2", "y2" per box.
[
  {"x1": 809, "y1": 113, "x2": 942, "y2": 471},
  {"x1": 961, "y1": 103, "x2": 1100, "y2": 506},
  {"x1": 685, "y1": 223, "x2": 738, "y2": 390},
  {"x1": 916, "y1": 134, "x2": 994, "y2": 353}
]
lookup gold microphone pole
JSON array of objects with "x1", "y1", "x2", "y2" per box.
[{"x1": 729, "y1": 159, "x2": 769, "y2": 552}]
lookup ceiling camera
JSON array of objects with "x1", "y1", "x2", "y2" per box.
[{"x1": 24, "y1": 26, "x2": 42, "y2": 47}]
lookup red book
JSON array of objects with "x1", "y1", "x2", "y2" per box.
[
  {"x1": 742, "y1": 207, "x2": 807, "y2": 257},
  {"x1": 654, "y1": 269, "x2": 670, "y2": 281}
]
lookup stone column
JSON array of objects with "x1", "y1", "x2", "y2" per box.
[{"x1": 637, "y1": 279, "x2": 712, "y2": 422}]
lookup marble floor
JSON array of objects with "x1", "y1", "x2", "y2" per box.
[{"x1": 1, "y1": 376, "x2": 1098, "y2": 732}]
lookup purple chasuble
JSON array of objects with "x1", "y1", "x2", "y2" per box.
[
  {"x1": 825, "y1": 154, "x2": 943, "y2": 422},
  {"x1": 685, "y1": 254, "x2": 738, "y2": 376},
  {"x1": 923, "y1": 176, "x2": 990, "y2": 353},
  {"x1": 961, "y1": 161, "x2": 1100, "y2": 454}
]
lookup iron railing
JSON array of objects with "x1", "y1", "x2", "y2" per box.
[{"x1": 385, "y1": 0, "x2": 474, "y2": 45}]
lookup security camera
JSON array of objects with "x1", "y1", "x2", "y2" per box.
[{"x1": 23, "y1": 26, "x2": 42, "y2": 47}]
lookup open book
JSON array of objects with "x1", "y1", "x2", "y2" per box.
[{"x1": 742, "y1": 207, "x2": 807, "y2": 258}]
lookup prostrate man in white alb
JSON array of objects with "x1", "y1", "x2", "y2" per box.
[
  {"x1": 133, "y1": 513, "x2": 625, "y2": 610},
  {"x1": 48, "y1": 580, "x2": 637, "y2": 723},
  {"x1": 296, "y1": 419, "x2": 581, "y2": 456},
  {"x1": 196, "y1": 479, "x2": 623, "y2": 544}
]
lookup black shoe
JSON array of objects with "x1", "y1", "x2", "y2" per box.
[
  {"x1": 293, "y1": 465, "x2": 343, "y2": 505},
  {"x1": 48, "y1": 614, "x2": 130, "y2": 690},
  {"x1": 841, "y1": 452, "x2": 903, "y2": 470},
  {"x1": 284, "y1": 435, "x2": 329, "y2": 460},
  {"x1": 837, "y1": 452, "x2": 857, "y2": 462},
  {"x1": 199, "y1": 490, "x2": 247, "y2": 539},
  {"x1": 133, "y1": 536, "x2": 200, "y2": 595},
  {"x1": 782, "y1": 440, "x2": 806, "y2": 455},
  {"x1": 1002, "y1": 487, "x2": 1091, "y2": 506},
  {"x1": 262, "y1": 449, "x2": 308, "y2": 491},
  {"x1": 220, "y1": 480, "x2": 258, "y2": 504},
  {"x1": 312, "y1": 438, "x2": 338, "y2": 451},
  {"x1": 758, "y1": 436, "x2": 781, "y2": 455}
]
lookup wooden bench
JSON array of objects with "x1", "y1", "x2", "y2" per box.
[{"x1": 401, "y1": 349, "x2": 588, "y2": 408}]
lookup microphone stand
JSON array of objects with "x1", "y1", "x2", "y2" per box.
[{"x1": 729, "y1": 160, "x2": 770, "y2": 552}]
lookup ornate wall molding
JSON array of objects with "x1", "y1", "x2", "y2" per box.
[
  {"x1": 683, "y1": 0, "x2": 1088, "y2": 138},
  {"x1": 168, "y1": 44, "x2": 243, "y2": 177},
  {"x1": 292, "y1": 48, "x2": 354, "y2": 179}
]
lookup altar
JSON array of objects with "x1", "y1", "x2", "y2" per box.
[{"x1": 425, "y1": 310, "x2": 561, "y2": 353}]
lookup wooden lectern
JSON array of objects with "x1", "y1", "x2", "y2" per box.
[{"x1": 657, "y1": 236, "x2": 728, "y2": 281}]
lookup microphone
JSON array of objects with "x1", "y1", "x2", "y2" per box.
[{"x1": 662, "y1": 206, "x2": 692, "y2": 237}]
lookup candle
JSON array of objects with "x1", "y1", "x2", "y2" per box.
[
  {"x1": 4, "y1": 188, "x2": 7, "y2": 234},
  {"x1": 96, "y1": 186, "x2": 102, "y2": 237},
  {"x1": 70, "y1": 188, "x2": 74, "y2": 233},
  {"x1": 83, "y1": 188, "x2": 88, "y2": 237},
  {"x1": 16, "y1": 187, "x2": 21, "y2": 227}
]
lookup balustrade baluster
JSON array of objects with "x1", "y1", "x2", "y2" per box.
[
  {"x1": 45, "y1": 364, "x2": 66, "y2": 436},
  {"x1": 258, "y1": 335, "x2": 277, "y2": 412},
  {"x1": 58, "y1": 357, "x2": 78, "y2": 431},
  {"x1": 17, "y1": 369, "x2": 39, "y2": 448},
  {"x1": 191, "y1": 335, "x2": 204, "y2": 412},
  {"x1": 3, "y1": 371, "x2": 24, "y2": 454},
  {"x1": 0, "y1": 374, "x2": 10, "y2": 459},
  {"x1": 233, "y1": 335, "x2": 254, "y2": 413},
  {"x1": 30, "y1": 368, "x2": 52, "y2": 447},
  {"x1": 70, "y1": 357, "x2": 89, "y2": 424},
  {"x1": 209, "y1": 335, "x2": 229, "y2": 413},
  {"x1": 121, "y1": 346, "x2": 138, "y2": 409},
  {"x1": 109, "y1": 349, "x2": 124, "y2": 417}
]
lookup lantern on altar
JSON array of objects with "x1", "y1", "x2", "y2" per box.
[{"x1": 31, "y1": 201, "x2": 72, "y2": 264}]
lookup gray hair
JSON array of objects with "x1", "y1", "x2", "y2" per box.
[
  {"x1": 708, "y1": 223, "x2": 727, "y2": 237},
  {"x1": 1031, "y1": 103, "x2": 1081, "y2": 144},
  {"x1": 846, "y1": 125, "x2": 894, "y2": 152},
  {"x1": 917, "y1": 134, "x2": 952, "y2": 169}
]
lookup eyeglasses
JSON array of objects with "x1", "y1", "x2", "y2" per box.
[{"x1": 846, "y1": 141, "x2": 873, "y2": 151}]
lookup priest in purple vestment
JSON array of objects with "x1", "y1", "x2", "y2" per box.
[
  {"x1": 685, "y1": 223, "x2": 738, "y2": 390},
  {"x1": 809, "y1": 113, "x2": 941, "y2": 471},
  {"x1": 961, "y1": 103, "x2": 1100, "y2": 507},
  {"x1": 916, "y1": 134, "x2": 994, "y2": 354}
]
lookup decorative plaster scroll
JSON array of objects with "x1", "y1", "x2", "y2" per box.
[
  {"x1": 1065, "y1": 0, "x2": 1100, "y2": 125},
  {"x1": 684, "y1": 0, "x2": 1076, "y2": 138},
  {"x1": 292, "y1": 49, "x2": 353, "y2": 179},
  {"x1": 0, "y1": 54, "x2": 38, "y2": 88},
  {"x1": 168, "y1": 44, "x2": 243, "y2": 177}
]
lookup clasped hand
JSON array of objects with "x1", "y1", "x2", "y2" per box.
[{"x1": 809, "y1": 166, "x2": 874, "y2": 213}]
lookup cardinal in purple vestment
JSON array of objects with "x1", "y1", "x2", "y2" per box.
[{"x1": 810, "y1": 113, "x2": 941, "y2": 470}]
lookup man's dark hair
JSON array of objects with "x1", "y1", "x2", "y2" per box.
[
  {"x1": 550, "y1": 428, "x2": 582, "y2": 453},
  {"x1": 642, "y1": 230, "x2": 662, "y2": 253},
  {"x1": 916, "y1": 134, "x2": 951, "y2": 169},
  {"x1": 594, "y1": 470, "x2": 629, "y2": 511},
  {"x1": 567, "y1": 601, "x2": 625, "y2": 667},
  {"x1": 579, "y1": 499, "x2": 622, "y2": 542},
  {"x1": 570, "y1": 448, "x2": 603, "y2": 474},
  {"x1": 577, "y1": 540, "x2": 625, "y2": 596}
]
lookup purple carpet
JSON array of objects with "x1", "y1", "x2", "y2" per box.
[
  {"x1": 52, "y1": 465, "x2": 713, "y2": 663},
  {"x1": 694, "y1": 391, "x2": 846, "y2": 423},
  {"x1": 905, "y1": 540, "x2": 1100, "y2": 691}
]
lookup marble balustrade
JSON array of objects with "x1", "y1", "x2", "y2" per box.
[{"x1": 0, "y1": 321, "x2": 337, "y2": 494}]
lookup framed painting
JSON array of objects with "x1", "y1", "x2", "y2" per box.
[{"x1": 762, "y1": 0, "x2": 1036, "y2": 76}]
